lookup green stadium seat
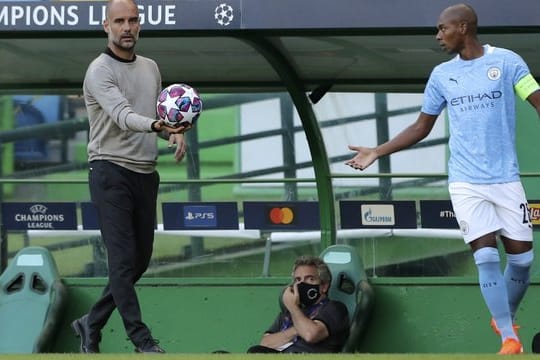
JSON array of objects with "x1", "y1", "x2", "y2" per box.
[
  {"x1": 0, "y1": 246, "x2": 67, "y2": 353},
  {"x1": 320, "y1": 244, "x2": 374, "y2": 353}
]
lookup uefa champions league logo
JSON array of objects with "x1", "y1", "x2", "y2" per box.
[
  {"x1": 214, "y1": 3, "x2": 234, "y2": 26},
  {"x1": 30, "y1": 204, "x2": 48, "y2": 214}
]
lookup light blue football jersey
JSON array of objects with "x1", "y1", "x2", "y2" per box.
[{"x1": 422, "y1": 45, "x2": 532, "y2": 184}]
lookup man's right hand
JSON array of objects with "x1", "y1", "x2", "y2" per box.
[
  {"x1": 282, "y1": 284, "x2": 300, "y2": 311},
  {"x1": 345, "y1": 145, "x2": 379, "y2": 171},
  {"x1": 152, "y1": 120, "x2": 192, "y2": 134}
]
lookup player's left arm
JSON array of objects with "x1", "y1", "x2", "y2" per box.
[
  {"x1": 152, "y1": 122, "x2": 190, "y2": 162},
  {"x1": 287, "y1": 306, "x2": 329, "y2": 344},
  {"x1": 526, "y1": 90, "x2": 540, "y2": 119},
  {"x1": 515, "y1": 73, "x2": 540, "y2": 118}
]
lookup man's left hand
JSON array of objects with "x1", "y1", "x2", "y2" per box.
[{"x1": 168, "y1": 133, "x2": 187, "y2": 162}]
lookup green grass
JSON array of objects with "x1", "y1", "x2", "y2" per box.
[{"x1": 2, "y1": 354, "x2": 538, "y2": 359}]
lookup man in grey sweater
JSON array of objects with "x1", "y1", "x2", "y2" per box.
[{"x1": 71, "y1": 0, "x2": 189, "y2": 354}]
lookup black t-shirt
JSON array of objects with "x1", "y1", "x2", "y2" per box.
[{"x1": 266, "y1": 299, "x2": 350, "y2": 353}]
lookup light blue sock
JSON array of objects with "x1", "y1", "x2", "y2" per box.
[
  {"x1": 504, "y1": 250, "x2": 533, "y2": 321},
  {"x1": 474, "y1": 247, "x2": 515, "y2": 340}
]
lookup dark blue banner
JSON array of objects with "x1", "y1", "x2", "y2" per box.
[
  {"x1": 80, "y1": 201, "x2": 99, "y2": 230},
  {"x1": 419, "y1": 200, "x2": 459, "y2": 229},
  {"x1": 339, "y1": 201, "x2": 417, "y2": 229},
  {"x1": 162, "y1": 202, "x2": 238, "y2": 230},
  {"x1": 243, "y1": 201, "x2": 320, "y2": 231},
  {"x1": 82, "y1": 201, "x2": 158, "y2": 230},
  {"x1": 0, "y1": 0, "x2": 241, "y2": 31},
  {"x1": 1, "y1": 202, "x2": 77, "y2": 230},
  {"x1": 1, "y1": 0, "x2": 537, "y2": 32}
]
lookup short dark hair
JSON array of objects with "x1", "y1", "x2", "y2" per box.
[{"x1": 292, "y1": 256, "x2": 332, "y2": 285}]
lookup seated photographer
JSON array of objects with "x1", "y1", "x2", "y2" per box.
[{"x1": 247, "y1": 255, "x2": 349, "y2": 353}]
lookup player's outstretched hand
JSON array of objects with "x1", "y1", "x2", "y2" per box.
[{"x1": 345, "y1": 145, "x2": 378, "y2": 171}]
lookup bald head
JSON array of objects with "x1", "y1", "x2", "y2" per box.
[
  {"x1": 106, "y1": 0, "x2": 139, "y2": 20},
  {"x1": 103, "y1": 0, "x2": 140, "y2": 59},
  {"x1": 436, "y1": 3, "x2": 482, "y2": 57},
  {"x1": 439, "y1": 3, "x2": 478, "y2": 34}
]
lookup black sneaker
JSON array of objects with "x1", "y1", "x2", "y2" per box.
[
  {"x1": 135, "y1": 338, "x2": 166, "y2": 353},
  {"x1": 71, "y1": 314, "x2": 101, "y2": 353}
]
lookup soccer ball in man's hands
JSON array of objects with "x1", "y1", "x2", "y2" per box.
[{"x1": 156, "y1": 83, "x2": 203, "y2": 128}]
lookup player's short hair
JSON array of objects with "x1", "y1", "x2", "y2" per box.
[{"x1": 292, "y1": 256, "x2": 332, "y2": 285}]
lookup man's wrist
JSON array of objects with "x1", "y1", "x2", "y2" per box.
[{"x1": 151, "y1": 121, "x2": 160, "y2": 132}]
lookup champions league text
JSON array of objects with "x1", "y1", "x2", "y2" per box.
[
  {"x1": 0, "y1": 4, "x2": 176, "y2": 27},
  {"x1": 14, "y1": 213, "x2": 65, "y2": 229}
]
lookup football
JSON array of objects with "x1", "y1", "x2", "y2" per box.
[{"x1": 156, "y1": 83, "x2": 203, "y2": 128}]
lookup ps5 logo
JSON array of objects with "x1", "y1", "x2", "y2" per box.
[
  {"x1": 185, "y1": 211, "x2": 215, "y2": 220},
  {"x1": 183, "y1": 205, "x2": 217, "y2": 227}
]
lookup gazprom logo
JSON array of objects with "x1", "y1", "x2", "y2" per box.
[{"x1": 361, "y1": 204, "x2": 395, "y2": 226}]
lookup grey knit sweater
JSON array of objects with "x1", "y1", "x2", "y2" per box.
[{"x1": 84, "y1": 50, "x2": 161, "y2": 173}]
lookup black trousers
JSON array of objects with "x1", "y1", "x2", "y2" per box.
[
  {"x1": 247, "y1": 345, "x2": 281, "y2": 353},
  {"x1": 86, "y1": 160, "x2": 159, "y2": 346}
]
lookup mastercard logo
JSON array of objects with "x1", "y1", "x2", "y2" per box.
[{"x1": 269, "y1": 207, "x2": 294, "y2": 224}]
